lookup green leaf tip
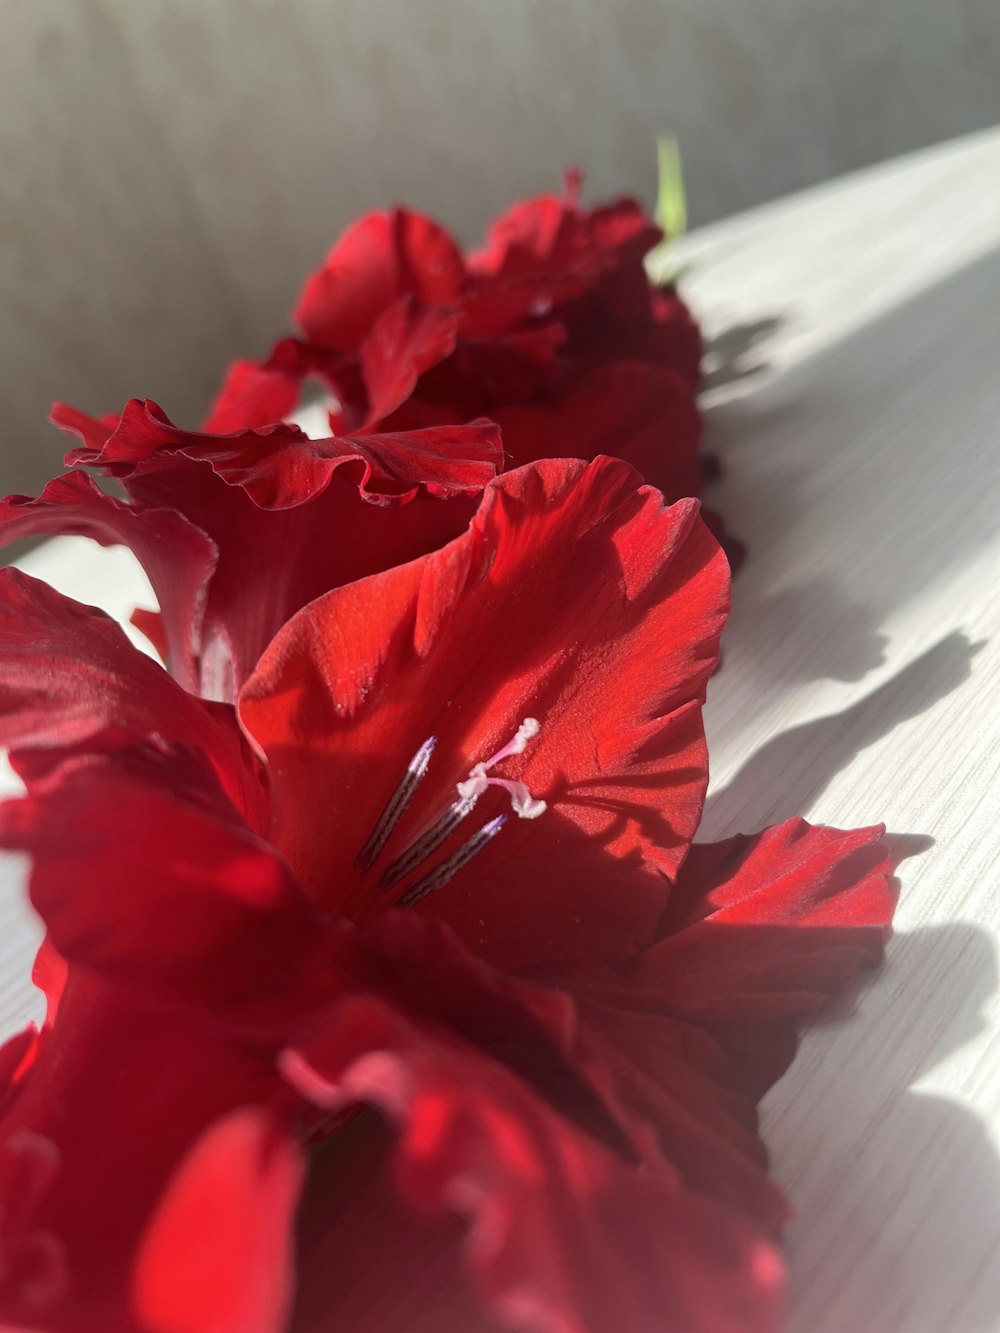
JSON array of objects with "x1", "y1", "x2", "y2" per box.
[{"x1": 655, "y1": 136, "x2": 687, "y2": 241}]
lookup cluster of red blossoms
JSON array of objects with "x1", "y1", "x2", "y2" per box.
[{"x1": 0, "y1": 175, "x2": 894, "y2": 1332}]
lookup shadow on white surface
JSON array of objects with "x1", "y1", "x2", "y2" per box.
[
  {"x1": 703, "y1": 243, "x2": 1000, "y2": 712},
  {"x1": 703, "y1": 631, "x2": 984, "y2": 837},
  {"x1": 776, "y1": 920, "x2": 1000, "y2": 1333},
  {"x1": 696, "y1": 239, "x2": 1000, "y2": 1333}
]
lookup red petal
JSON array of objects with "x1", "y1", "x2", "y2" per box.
[
  {"x1": 241, "y1": 456, "x2": 729, "y2": 969},
  {"x1": 650, "y1": 287, "x2": 703, "y2": 392},
  {"x1": 283, "y1": 993, "x2": 784, "y2": 1333},
  {"x1": 0, "y1": 750, "x2": 322, "y2": 1013},
  {"x1": 292, "y1": 1111, "x2": 509, "y2": 1333},
  {"x1": 49, "y1": 399, "x2": 488, "y2": 697},
  {"x1": 133, "y1": 1107, "x2": 305, "y2": 1333},
  {"x1": 634, "y1": 819, "x2": 895, "y2": 1093},
  {"x1": 0, "y1": 970, "x2": 285, "y2": 1330},
  {"x1": 0, "y1": 573, "x2": 326, "y2": 1009},
  {"x1": 0, "y1": 471, "x2": 216, "y2": 691},
  {"x1": 570, "y1": 991, "x2": 791, "y2": 1234},
  {"x1": 359, "y1": 297, "x2": 459, "y2": 422},
  {"x1": 490, "y1": 362, "x2": 703, "y2": 500},
  {"x1": 0, "y1": 1027, "x2": 38, "y2": 1116},
  {"x1": 0, "y1": 569, "x2": 252, "y2": 810},
  {"x1": 203, "y1": 338, "x2": 358, "y2": 434},
  {"x1": 295, "y1": 210, "x2": 466, "y2": 350},
  {"x1": 129, "y1": 605, "x2": 169, "y2": 661},
  {"x1": 61, "y1": 397, "x2": 497, "y2": 504},
  {"x1": 203, "y1": 357, "x2": 305, "y2": 434},
  {"x1": 48, "y1": 402, "x2": 118, "y2": 457},
  {"x1": 191, "y1": 418, "x2": 501, "y2": 509}
]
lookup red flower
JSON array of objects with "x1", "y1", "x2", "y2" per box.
[
  {"x1": 205, "y1": 176, "x2": 704, "y2": 504},
  {"x1": 0, "y1": 458, "x2": 893, "y2": 1332},
  {"x1": 0, "y1": 399, "x2": 501, "y2": 702}
]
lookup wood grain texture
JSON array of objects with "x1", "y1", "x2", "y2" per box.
[
  {"x1": 2, "y1": 130, "x2": 1000, "y2": 1330},
  {"x1": 679, "y1": 130, "x2": 1000, "y2": 1333}
]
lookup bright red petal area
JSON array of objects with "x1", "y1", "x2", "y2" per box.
[
  {"x1": 634, "y1": 819, "x2": 895, "y2": 1094},
  {"x1": 490, "y1": 362, "x2": 703, "y2": 499},
  {"x1": 241, "y1": 456, "x2": 729, "y2": 970},
  {"x1": 0, "y1": 472, "x2": 216, "y2": 691},
  {"x1": 0, "y1": 970, "x2": 281, "y2": 1332},
  {"x1": 294, "y1": 210, "x2": 467, "y2": 350},
  {"x1": 283, "y1": 993, "x2": 784, "y2": 1333},
  {"x1": 133, "y1": 1107, "x2": 305, "y2": 1333},
  {"x1": 129, "y1": 606, "x2": 168, "y2": 662}
]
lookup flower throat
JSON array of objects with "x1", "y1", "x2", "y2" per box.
[{"x1": 356, "y1": 719, "x2": 547, "y2": 907}]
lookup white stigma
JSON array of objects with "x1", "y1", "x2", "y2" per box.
[{"x1": 455, "y1": 717, "x2": 547, "y2": 819}]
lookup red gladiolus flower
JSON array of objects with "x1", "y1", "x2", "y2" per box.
[
  {"x1": 0, "y1": 458, "x2": 893, "y2": 1332},
  {"x1": 205, "y1": 175, "x2": 704, "y2": 505},
  {"x1": 0, "y1": 399, "x2": 501, "y2": 702}
]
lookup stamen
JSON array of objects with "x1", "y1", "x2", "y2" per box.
[
  {"x1": 398, "y1": 815, "x2": 507, "y2": 908},
  {"x1": 483, "y1": 777, "x2": 547, "y2": 820},
  {"x1": 379, "y1": 791, "x2": 480, "y2": 889},
  {"x1": 455, "y1": 717, "x2": 547, "y2": 818},
  {"x1": 356, "y1": 736, "x2": 436, "y2": 872}
]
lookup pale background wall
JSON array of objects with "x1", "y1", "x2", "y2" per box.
[{"x1": 3, "y1": 0, "x2": 1000, "y2": 494}]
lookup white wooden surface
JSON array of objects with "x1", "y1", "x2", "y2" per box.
[{"x1": 3, "y1": 129, "x2": 1000, "y2": 1331}]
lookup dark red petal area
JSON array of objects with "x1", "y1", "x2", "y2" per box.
[
  {"x1": 359, "y1": 297, "x2": 460, "y2": 423},
  {"x1": 490, "y1": 362, "x2": 703, "y2": 499},
  {"x1": 241, "y1": 456, "x2": 729, "y2": 970},
  {"x1": 133, "y1": 1107, "x2": 305, "y2": 1333},
  {"x1": 512, "y1": 823, "x2": 893, "y2": 1238},
  {"x1": 650, "y1": 287, "x2": 703, "y2": 392},
  {"x1": 634, "y1": 819, "x2": 895, "y2": 1094},
  {"x1": 294, "y1": 209, "x2": 467, "y2": 350},
  {"x1": 570, "y1": 992, "x2": 791, "y2": 1235},
  {"x1": 282, "y1": 993, "x2": 784, "y2": 1333},
  {"x1": 293, "y1": 1111, "x2": 512, "y2": 1333},
  {"x1": 0, "y1": 472, "x2": 216, "y2": 690}
]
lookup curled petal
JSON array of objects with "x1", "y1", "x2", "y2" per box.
[
  {"x1": 0, "y1": 472, "x2": 216, "y2": 691},
  {"x1": 635, "y1": 819, "x2": 895, "y2": 1093}
]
